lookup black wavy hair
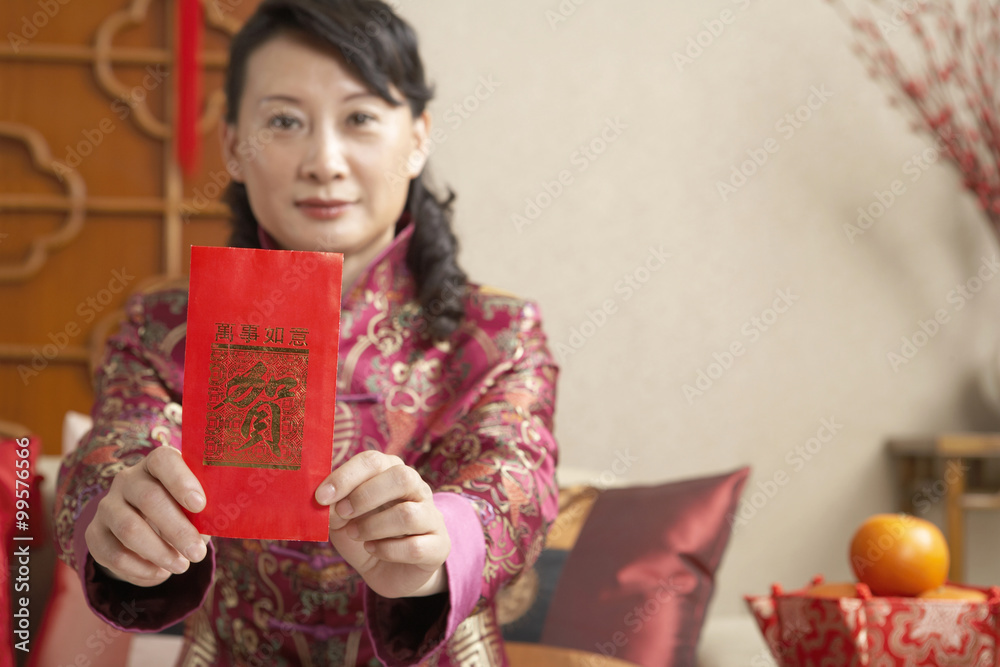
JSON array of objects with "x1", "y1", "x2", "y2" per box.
[{"x1": 223, "y1": 0, "x2": 467, "y2": 340}]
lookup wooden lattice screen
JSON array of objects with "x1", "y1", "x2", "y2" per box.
[{"x1": 0, "y1": 0, "x2": 261, "y2": 454}]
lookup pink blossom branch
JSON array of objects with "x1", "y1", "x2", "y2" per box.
[{"x1": 828, "y1": 0, "x2": 1000, "y2": 226}]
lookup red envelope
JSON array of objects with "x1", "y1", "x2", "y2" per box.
[{"x1": 182, "y1": 245, "x2": 342, "y2": 541}]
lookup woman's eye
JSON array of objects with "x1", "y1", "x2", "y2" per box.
[
  {"x1": 268, "y1": 114, "x2": 300, "y2": 130},
  {"x1": 348, "y1": 112, "x2": 375, "y2": 127}
]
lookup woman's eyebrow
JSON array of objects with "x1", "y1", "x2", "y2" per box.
[
  {"x1": 342, "y1": 91, "x2": 381, "y2": 102},
  {"x1": 258, "y1": 94, "x2": 301, "y2": 106},
  {"x1": 257, "y1": 91, "x2": 381, "y2": 106}
]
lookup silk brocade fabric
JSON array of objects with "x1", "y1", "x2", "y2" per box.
[{"x1": 53, "y1": 223, "x2": 560, "y2": 667}]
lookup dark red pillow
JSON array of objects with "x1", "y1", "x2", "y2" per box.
[{"x1": 540, "y1": 467, "x2": 749, "y2": 667}]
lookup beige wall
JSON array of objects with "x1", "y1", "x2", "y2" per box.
[{"x1": 399, "y1": 0, "x2": 1000, "y2": 617}]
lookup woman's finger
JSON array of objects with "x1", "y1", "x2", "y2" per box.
[
  {"x1": 346, "y1": 500, "x2": 435, "y2": 542},
  {"x1": 362, "y1": 534, "x2": 448, "y2": 567},
  {"x1": 120, "y1": 473, "x2": 209, "y2": 563},
  {"x1": 85, "y1": 518, "x2": 174, "y2": 587},
  {"x1": 316, "y1": 451, "x2": 404, "y2": 505},
  {"x1": 143, "y1": 446, "x2": 207, "y2": 513},
  {"x1": 316, "y1": 451, "x2": 416, "y2": 529},
  {"x1": 97, "y1": 496, "x2": 191, "y2": 576},
  {"x1": 334, "y1": 464, "x2": 430, "y2": 523}
]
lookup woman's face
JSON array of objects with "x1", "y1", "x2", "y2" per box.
[{"x1": 222, "y1": 31, "x2": 430, "y2": 259}]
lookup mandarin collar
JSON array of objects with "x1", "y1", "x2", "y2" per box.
[{"x1": 342, "y1": 217, "x2": 414, "y2": 309}]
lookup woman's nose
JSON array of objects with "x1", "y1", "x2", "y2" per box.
[{"x1": 301, "y1": 129, "x2": 348, "y2": 182}]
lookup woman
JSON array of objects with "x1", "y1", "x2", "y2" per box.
[{"x1": 52, "y1": 1, "x2": 560, "y2": 664}]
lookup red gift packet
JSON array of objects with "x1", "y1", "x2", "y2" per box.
[{"x1": 182, "y1": 246, "x2": 342, "y2": 541}]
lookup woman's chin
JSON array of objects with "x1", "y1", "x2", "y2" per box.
[{"x1": 274, "y1": 222, "x2": 354, "y2": 253}]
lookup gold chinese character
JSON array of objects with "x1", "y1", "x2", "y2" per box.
[
  {"x1": 215, "y1": 323, "x2": 234, "y2": 342},
  {"x1": 290, "y1": 328, "x2": 308, "y2": 347}
]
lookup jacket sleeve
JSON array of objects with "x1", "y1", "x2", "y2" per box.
[
  {"x1": 52, "y1": 290, "x2": 215, "y2": 631},
  {"x1": 366, "y1": 298, "x2": 560, "y2": 665}
]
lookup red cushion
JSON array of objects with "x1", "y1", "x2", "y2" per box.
[
  {"x1": 26, "y1": 560, "x2": 133, "y2": 667},
  {"x1": 540, "y1": 467, "x2": 750, "y2": 666}
]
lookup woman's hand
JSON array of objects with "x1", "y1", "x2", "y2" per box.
[
  {"x1": 315, "y1": 451, "x2": 450, "y2": 599},
  {"x1": 84, "y1": 446, "x2": 210, "y2": 587}
]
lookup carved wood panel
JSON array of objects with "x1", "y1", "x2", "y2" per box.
[{"x1": 0, "y1": 0, "x2": 261, "y2": 454}]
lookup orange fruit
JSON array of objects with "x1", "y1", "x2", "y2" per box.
[
  {"x1": 918, "y1": 585, "x2": 987, "y2": 601},
  {"x1": 849, "y1": 513, "x2": 949, "y2": 597},
  {"x1": 803, "y1": 582, "x2": 859, "y2": 598}
]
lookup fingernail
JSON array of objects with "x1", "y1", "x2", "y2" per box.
[
  {"x1": 186, "y1": 542, "x2": 207, "y2": 562},
  {"x1": 186, "y1": 492, "x2": 206, "y2": 512},
  {"x1": 364, "y1": 542, "x2": 375, "y2": 553},
  {"x1": 346, "y1": 523, "x2": 360, "y2": 540},
  {"x1": 316, "y1": 484, "x2": 335, "y2": 505},
  {"x1": 170, "y1": 557, "x2": 190, "y2": 574},
  {"x1": 337, "y1": 499, "x2": 354, "y2": 518}
]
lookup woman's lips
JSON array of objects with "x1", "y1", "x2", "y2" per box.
[{"x1": 295, "y1": 199, "x2": 354, "y2": 220}]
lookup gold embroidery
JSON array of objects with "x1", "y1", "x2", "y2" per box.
[
  {"x1": 205, "y1": 348, "x2": 308, "y2": 470},
  {"x1": 344, "y1": 629, "x2": 362, "y2": 667},
  {"x1": 178, "y1": 604, "x2": 218, "y2": 666},
  {"x1": 417, "y1": 650, "x2": 441, "y2": 667},
  {"x1": 332, "y1": 400, "x2": 358, "y2": 465},
  {"x1": 478, "y1": 285, "x2": 518, "y2": 299},
  {"x1": 292, "y1": 632, "x2": 316, "y2": 667},
  {"x1": 161, "y1": 322, "x2": 187, "y2": 357},
  {"x1": 340, "y1": 334, "x2": 372, "y2": 393},
  {"x1": 445, "y1": 607, "x2": 505, "y2": 666},
  {"x1": 257, "y1": 552, "x2": 285, "y2": 618},
  {"x1": 468, "y1": 325, "x2": 502, "y2": 366}
]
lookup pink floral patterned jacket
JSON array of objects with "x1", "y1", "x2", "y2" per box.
[{"x1": 53, "y1": 223, "x2": 560, "y2": 666}]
